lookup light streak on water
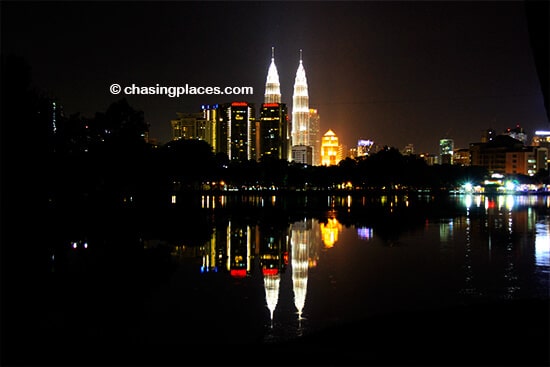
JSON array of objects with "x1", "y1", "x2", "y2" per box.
[{"x1": 535, "y1": 222, "x2": 550, "y2": 267}]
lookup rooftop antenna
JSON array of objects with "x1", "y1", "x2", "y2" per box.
[
  {"x1": 299, "y1": 49, "x2": 303, "y2": 62},
  {"x1": 272, "y1": 46, "x2": 275, "y2": 59}
]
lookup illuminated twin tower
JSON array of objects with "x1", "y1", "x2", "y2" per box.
[
  {"x1": 171, "y1": 48, "x2": 320, "y2": 165},
  {"x1": 264, "y1": 47, "x2": 319, "y2": 165}
]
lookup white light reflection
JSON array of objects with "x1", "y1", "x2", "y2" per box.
[
  {"x1": 504, "y1": 204, "x2": 519, "y2": 299},
  {"x1": 357, "y1": 227, "x2": 374, "y2": 240},
  {"x1": 475, "y1": 195, "x2": 482, "y2": 208},
  {"x1": 505, "y1": 195, "x2": 514, "y2": 211},
  {"x1": 263, "y1": 272, "x2": 280, "y2": 325},
  {"x1": 535, "y1": 222, "x2": 550, "y2": 267},
  {"x1": 464, "y1": 194, "x2": 473, "y2": 209},
  {"x1": 291, "y1": 219, "x2": 311, "y2": 324},
  {"x1": 439, "y1": 219, "x2": 453, "y2": 243}
]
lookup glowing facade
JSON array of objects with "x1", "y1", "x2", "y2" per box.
[
  {"x1": 308, "y1": 108, "x2": 321, "y2": 165},
  {"x1": 291, "y1": 50, "x2": 311, "y2": 163},
  {"x1": 321, "y1": 129, "x2": 341, "y2": 166},
  {"x1": 264, "y1": 47, "x2": 281, "y2": 104},
  {"x1": 222, "y1": 102, "x2": 256, "y2": 162}
]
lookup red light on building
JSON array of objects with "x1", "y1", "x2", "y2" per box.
[
  {"x1": 230, "y1": 269, "x2": 247, "y2": 278},
  {"x1": 231, "y1": 102, "x2": 248, "y2": 107},
  {"x1": 262, "y1": 268, "x2": 279, "y2": 276},
  {"x1": 262, "y1": 103, "x2": 279, "y2": 108}
]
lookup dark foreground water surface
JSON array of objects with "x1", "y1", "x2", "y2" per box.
[{"x1": 2, "y1": 193, "x2": 549, "y2": 366}]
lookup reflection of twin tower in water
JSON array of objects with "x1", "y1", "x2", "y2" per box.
[
  {"x1": 262, "y1": 218, "x2": 321, "y2": 323},
  {"x1": 201, "y1": 217, "x2": 321, "y2": 323}
]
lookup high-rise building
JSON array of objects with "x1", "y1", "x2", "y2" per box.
[
  {"x1": 218, "y1": 102, "x2": 256, "y2": 162},
  {"x1": 200, "y1": 104, "x2": 219, "y2": 152},
  {"x1": 338, "y1": 144, "x2": 347, "y2": 160},
  {"x1": 439, "y1": 138, "x2": 454, "y2": 164},
  {"x1": 321, "y1": 129, "x2": 341, "y2": 166},
  {"x1": 258, "y1": 48, "x2": 290, "y2": 161},
  {"x1": 260, "y1": 103, "x2": 289, "y2": 161},
  {"x1": 291, "y1": 50, "x2": 311, "y2": 164},
  {"x1": 308, "y1": 108, "x2": 321, "y2": 165}
]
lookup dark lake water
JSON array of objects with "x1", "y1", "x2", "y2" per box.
[{"x1": 2, "y1": 193, "x2": 549, "y2": 365}]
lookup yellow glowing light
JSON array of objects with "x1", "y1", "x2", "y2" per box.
[{"x1": 320, "y1": 218, "x2": 342, "y2": 248}]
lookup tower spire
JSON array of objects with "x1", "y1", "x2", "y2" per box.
[
  {"x1": 264, "y1": 47, "x2": 281, "y2": 103},
  {"x1": 292, "y1": 50, "x2": 309, "y2": 152}
]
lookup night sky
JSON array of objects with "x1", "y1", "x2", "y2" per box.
[{"x1": 2, "y1": 1, "x2": 548, "y2": 154}]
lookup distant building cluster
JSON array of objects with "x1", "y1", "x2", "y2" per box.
[
  {"x1": 168, "y1": 50, "x2": 548, "y2": 175},
  {"x1": 170, "y1": 48, "x2": 338, "y2": 166},
  {"x1": 468, "y1": 128, "x2": 549, "y2": 176},
  {"x1": 421, "y1": 126, "x2": 548, "y2": 177}
]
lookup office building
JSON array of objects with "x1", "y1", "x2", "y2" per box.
[
  {"x1": 321, "y1": 129, "x2": 341, "y2": 166},
  {"x1": 308, "y1": 108, "x2": 321, "y2": 165},
  {"x1": 439, "y1": 139, "x2": 454, "y2": 165}
]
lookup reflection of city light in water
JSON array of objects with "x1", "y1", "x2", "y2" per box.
[
  {"x1": 504, "y1": 207, "x2": 519, "y2": 299},
  {"x1": 320, "y1": 218, "x2": 342, "y2": 248},
  {"x1": 291, "y1": 220, "x2": 311, "y2": 324},
  {"x1": 464, "y1": 194, "x2": 472, "y2": 209},
  {"x1": 505, "y1": 195, "x2": 514, "y2": 211},
  {"x1": 460, "y1": 205, "x2": 480, "y2": 297},
  {"x1": 357, "y1": 227, "x2": 374, "y2": 240},
  {"x1": 475, "y1": 195, "x2": 482, "y2": 208},
  {"x1": 535, "y1": 222, "x2": 550, "y2": 267},
  {"x1": 439, "y1": 219, "x2": 453, "y2": 243},
  {"x1": 263, "y1": 272, "x2": 280, "y2": 326}
]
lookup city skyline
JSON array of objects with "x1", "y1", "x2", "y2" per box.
[{"x1": 2, "y1": 1, "x2": 548, "y2": 153}]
